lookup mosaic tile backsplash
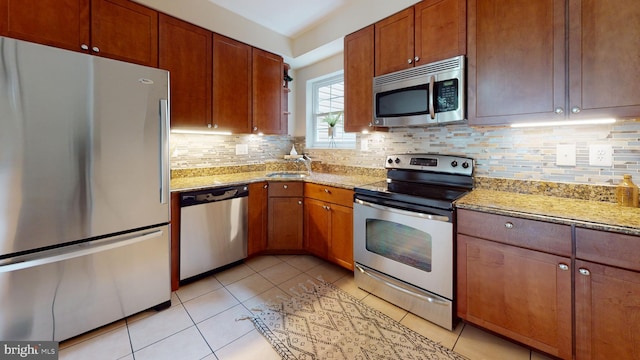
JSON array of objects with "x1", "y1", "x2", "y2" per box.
[{"x1": 170, "y1": 119, "x2": 640, "y2": 186}]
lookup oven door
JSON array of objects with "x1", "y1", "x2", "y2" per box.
[{"x1": 353, "y1": 199, "x2": 453, "y2": 299}]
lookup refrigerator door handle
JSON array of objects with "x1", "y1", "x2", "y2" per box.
[
  {"x1": 160, "y1": 99, "x2": 169, "y2": 204},
  {"x1": 0, "y1": 230, "x2": 164, "y2": 273}
]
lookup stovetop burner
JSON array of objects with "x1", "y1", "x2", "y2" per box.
[{"x1": 354, "y1": 154, "x2": 474, "y2": 211}]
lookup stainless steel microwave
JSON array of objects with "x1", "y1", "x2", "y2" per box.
[{"x1": 373, "y1": 55, "x2": 465, "y2": 127}]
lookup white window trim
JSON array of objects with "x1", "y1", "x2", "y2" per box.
[{"x1": 305, "y1": 70, "x2": 355, "y2": 149}]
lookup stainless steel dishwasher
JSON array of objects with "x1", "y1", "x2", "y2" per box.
[{"x1": 179, "y1": 185, "x2": 248, "y2": 281}]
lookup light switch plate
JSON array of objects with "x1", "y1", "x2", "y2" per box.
[
  {"x1": 556, "y1": 144, "x2": 576, "y2": 166},
  {"x1": 235, "y1": 144, "x2": 248, "y2": 155},
  {"x1": 589, "y1": 144, "x2": 613, "y2": 166}
]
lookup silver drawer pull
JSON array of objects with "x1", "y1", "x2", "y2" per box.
[
  {"x1": 558, "y1": 263, "x2": 569, "y2": 271},
  {"x1": 579, "y1": 268, "x2": 591, "y2": 276},
  {"x1": 283, "y1": 184, "x2": 288, "y2": 189},
  {"x1": 324, "y1": 188, "x2": 330, "y2": 193},
  {"x1": 505, "y1": 222, "x2": 514, "y2": 229}
]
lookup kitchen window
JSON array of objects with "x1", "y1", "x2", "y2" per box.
[{"x1": 307, "y1": 72, "x2": 355, "y2": 149}]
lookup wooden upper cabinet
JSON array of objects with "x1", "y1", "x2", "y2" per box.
[
  {"x1": 344, "y1": 25, "x2": 375, "y2": 133},
  {"x1": 213, "y1": 34, "x2": 252, "y2": 133},
  {"x1": 91, "y1": 0, "x2": 158, "y2": 67},
  {"x1": 0, "y1": 0, "x2": 90, "y2": 52},
  {"x1": 375, "y1": 7, "x2": 414, "y2": 76},
  {"x1": 414, "y1": 0, "x2": 466, "y2": 65},
  {"x1": 159, "y1": 14, "x2": 212, "y2": 129},
  {"x1": 252, "y1": 48, "x2": 285, "y2": 135},
  {"x1": 375, "y1": 0, "x2": 466, "y2": 76},
  {"x1": 468, "y1": 0, "x2": 566, "y2": 125},
  {"x1": 568, "y1": 0, "x2": 640, "y2": 120}
]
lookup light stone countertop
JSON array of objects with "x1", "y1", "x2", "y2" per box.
[{"x1": 455, "y1": 189, "x2": 640, "y2": 236}]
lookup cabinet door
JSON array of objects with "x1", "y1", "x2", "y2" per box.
[
  {"x1": 467, "y1": 0, "x2": 566, "y2": 125},
  {"x1": 414, "y1": 0, "x2": 466, "y2": 64},
  {"x1": 304, "y1": 198, "x2": 329, "y2": 258},
  {"x1": 91, "y1": 0, "x2": 158, "y2": 67},
  {"x1": 328, "y1": 203, "x2": 353, "y2": 271},
  {"x1": 575, "y1": 260, "x2": 640, "y2": 360},
  {"x1": 458, "y1": 234, "x2": 572, "y2": 359},
  {"x1": 267, "y1": 197, "x2": 303, "y2": 250},
  {"x1": 159, "y1": 14, "x2": 212, "y2": 129},
  {"x1": 375, "y1": 7, "x2": 414, "y2": 76},
  {"x1": 213, "y1": 34, "x2": 252, "y2": 133},
  {"x1": 0, "y1": 0, "x2": 90, "y2": 52},
  {"x1": 248, "y1": 182, "x2": 268, "y2": 256},
  {"x1": 252, "y1": 48, "x2": 285, "y2": 134},
  {"x1": 569, "y1": 0, "x2": 640, "y2": 119},
  {"x1": 344, "y1": 26, "x2": 375, "y2": 133}
]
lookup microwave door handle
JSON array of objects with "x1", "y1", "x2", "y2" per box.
[{"x1": 428, "y1": 75, "x2": 435, "y2": 120}]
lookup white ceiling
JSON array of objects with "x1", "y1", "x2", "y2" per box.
[{"x1": 206, "y1": 0, "x2": 348, "y2": 38}]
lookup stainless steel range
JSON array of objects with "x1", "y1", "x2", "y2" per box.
[{"x1": 353, "y1": 153, "x2": 474, "y2": 330}]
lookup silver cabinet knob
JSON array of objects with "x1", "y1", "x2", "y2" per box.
[
  {"x1": 324, "y1": 189, "x2": 330, "y2": 193},
  {"x1": 253, "y1": 126, "x2": 258, "y2": 131},
  {"x1": 571, "y1": 106, "x2": 581, "y2": 114},
  {"x1": 555, "y1": 107, "x2": 564, "y2": 114},
  {"x1": 298, "y1": 200, "x2": 302, "y2": 205},
  {"x1": 92, "y1": 46, "x2": 100, "y2": 53},
  {"x1": 558, "y1": 263, "x2": 569, "y2": 271},
  {"x1": 504, "y1": 222, "x2": 514, "y2": 229},
  {"x1": 283, "y1": 185, "x2": 288, "y2": 189},
  {"x1": 579, "y1": 268, "x2": 590, "y2": 276},
  {"x1": 207, "y1": 123, "x2": 212, "y2": 128},
  {"x1": 407, "y1": 59, "x2": 413, "y2": 64},
  {"x1": 368, "y1": 122, "x2": 373, "y2": 127},
  {"x1": 213, "y1": 124, "x2": 218, "y2": 129},
  {"x1": 81, "y1": 44, "x2": 89, "y2": 50},
  {"x1": 263, "y1": 184, "x2": 268, "y2": 189},
  {"x1": 414, "y1": 56, "x2": 420, "y2": 62}
]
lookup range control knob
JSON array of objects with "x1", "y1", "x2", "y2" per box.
[
  {"x1": 462, "y1": 162, "x2": 470, "y2": 169},
  {"x1": 394, "y1": 158, "x2": 401, "y2": 164},
  {"x1": 451, "y1": 161, "x2": 458, "y2": 167},
  {"x1": 387, "y1": 158, "x2": 394, "y2": 164}
]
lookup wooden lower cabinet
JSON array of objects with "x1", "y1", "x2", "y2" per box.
[
  {"x1": 304, "y1": 198, "x2": 329, "y2": 258},
  {"x1": 247, "y1": 182, "x2": 268, "y2": 256},
  {"x1": 267, "y1": 182, "x2": 303, "y2": 251}
]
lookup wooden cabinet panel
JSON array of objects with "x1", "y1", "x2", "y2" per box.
[
  {"x1": 328, "y1": 203, "x2": 353, "y2": 270},
  {"x1": 457, "y1": 209, "x2": 572, "y2": 256},
  {"x1": 575, "y1": 259, "x2": 640, "y2": 360},
  {"x1": 268, "y1": 181, "x2": 303, "y2": 197},
  {"x1": 344, "y1": 25, "x2": 374, "y2": 133},
  {"x1": 414, "y1": 0, "x2": 466, "y2": 65},
  {"x1": 0, "y1": 0, "x2": 90, "y2": 52},
  {"x1": 458, "y1": 234, "x2": 572, "y2": 359},
  {"x1": 304, "y1": 198, "x2": 329, "y2": 258},
  {"x1": 252, "y1": 48, "x2": 284, "y2": 134},
  {"x1": 304, "y1": 183, "x2": 353, "y2": 207},
  {"x1": 248, "y1": 182, "x2": 268, "y2": 256},
  {"x1": 159, "y1": 14, "x2": 211, "y2": 129},
  {"x1": 213, "y1": 34, "x2": 252, "y2": 133},
  {"x1": 467, "y1": 0, "x2": 566, "y2": 125},
  {"x1": 375, "y1": 7, "x2": 414, "y2": 76},
  {"x1": 267, "y1": 196, "x2": 303, "y2": 250},
  {"x1": 576, "y1": 227, "x2": 640, "y2": 272},
  {"x1": 91, "y1": 0, "x2": 158, "y2": 67},
  {"x1": 569, "y1": 0, "x2": 640, "y2": 119}
]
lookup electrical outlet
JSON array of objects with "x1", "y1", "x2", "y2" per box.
[
  {"x1": 235, "y1": 144, "x2": 248, "y2": 155},
  {"x1": 589, "y1": 144, "x2": 613, "y2": 166},
  {"x1": 556, "y1": 144, "x2": 576, "y2": 166}
]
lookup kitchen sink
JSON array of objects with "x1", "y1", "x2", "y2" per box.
[{"x1": 266, "y1": 172, "x2": 308, "y2": 178}]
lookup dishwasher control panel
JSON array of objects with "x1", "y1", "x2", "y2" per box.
[{"x1": 180, "y1": 185, "x2": 248, "y2": 207}]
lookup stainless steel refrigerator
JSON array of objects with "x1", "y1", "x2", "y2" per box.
[{"x1": 0, "y1": 37, "x2": 171, "y2": 341}]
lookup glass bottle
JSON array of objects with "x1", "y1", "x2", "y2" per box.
[{"x1": 616, "y1": 174, "x2": 639, "y2": 207}]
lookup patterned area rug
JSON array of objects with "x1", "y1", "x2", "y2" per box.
[{"x1": 249, "y1": 279, "x2": 467, "y2": 360}]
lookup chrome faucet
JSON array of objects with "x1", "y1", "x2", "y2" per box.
[{"x1": 296, "y1": 154, "x2": 312, "y2": 174}]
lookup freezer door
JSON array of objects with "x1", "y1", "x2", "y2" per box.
[
  {"x1": 0, "y1": 37, "x2": 169, "y2": 256},
  {"x1": 0, "y1": 225, "x2": 170, "y2": 341}
]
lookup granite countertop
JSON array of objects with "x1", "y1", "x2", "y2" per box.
[
  {"x1": 170, "y1": 171, "x2": 384, "y2": 192},
  {"x1": 456, "y1": 189, "x2": 640, "y2": 236}
]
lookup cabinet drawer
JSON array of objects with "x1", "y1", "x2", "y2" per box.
[
  {"x1": 268, "y1": 181, "x2": 303, "y2": 197},
  {"x1": 304, "y1": 183, "x2": 353, "y2": 207},
  {"x1": 576, "y1": 227, "x2": 640, "y2": 272},
  {"x1": 457, "y1": 209, "x2": 571, "y2": 256}
]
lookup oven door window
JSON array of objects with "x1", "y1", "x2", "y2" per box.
[{"x1": 365, "y1": 219, "x2": 432, "y2": 272}]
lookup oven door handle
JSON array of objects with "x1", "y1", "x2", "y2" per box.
[
  {"x1": 355, "y1": 199, "x2": 450, "y2": 223},
  {"x1": 355, "y1": 264, "x2": 450, "y2": 306}
]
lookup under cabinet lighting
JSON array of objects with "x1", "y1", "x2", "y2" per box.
[
  {"x1": 171, "y1": 129, "x2": 233, "y2": 135},
  {"x1": 510, "y1": 118, "x2": 616, "y2": 128}
]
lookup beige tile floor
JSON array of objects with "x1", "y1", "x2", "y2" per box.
[{"x1": 59, "y1": 255, "x2": 555, "y2": 360}]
